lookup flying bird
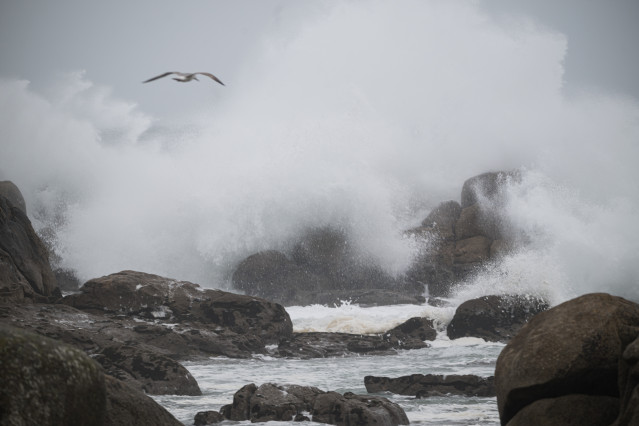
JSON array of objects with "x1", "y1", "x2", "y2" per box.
[{"x1": 142, "y1": 72, "x2": 225, "y2": 86}]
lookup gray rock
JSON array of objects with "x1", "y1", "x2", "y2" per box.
[
  {"x1": 447, "y1": 294, "x2": 549, "y2": 342},
  {"x1": 0, "y1": 324, "x2": 106, "y2": 426},
  {"x1": 0, "y1": 195, "x2": 59, "y2": 302},
  {"x1": 312, "y1": 391, "x2": 409, "y2": 426},
  {"x1": 0, "y1": 180, "x2": 27, "y2": 214},
  {"x1": 365, "y1": 374, "x2": 495, "y2": 397},
  {"x1": 495, "y1": 293, "x2": 639, "y2": 425},
  {"x1": 505, "y1": 394, "x2": 619, "y2": 426}
]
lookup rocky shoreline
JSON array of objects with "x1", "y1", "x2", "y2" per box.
[{"x1": 3, "y1": 174, "x2": 638, "y2": 425}]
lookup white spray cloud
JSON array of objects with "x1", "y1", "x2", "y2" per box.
[{"x1": 0, "y1": 1, "x2": 638, "y2": 302}]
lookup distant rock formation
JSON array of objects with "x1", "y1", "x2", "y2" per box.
[
  {"x1": 233, "y1": 227, "x2": 425, "y2": 306},
  {"x1": 232, "y1": 170, "x2": 523, "y2": 305},
  {"x1": 495, "y1": 293, "x2": 639, "y2": 425},
  {"x1": 406, "y1": 170, "x2": 522, "y2": 297}
]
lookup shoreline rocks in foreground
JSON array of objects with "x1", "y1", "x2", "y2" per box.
[
  {"x1": 0, "y1": 324, "x2": 182, "y2": 426},
  {"x1": 495, "y1": 293, "x2": 639, "y2": 425}
]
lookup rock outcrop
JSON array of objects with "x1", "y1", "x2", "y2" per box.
[
  {"x1": 495, "y1": 293, "x2": 639, "y2": 425},
  {"x1": 0, "y1": 324, "x2": 183, "y2": 426},
  {"x1": 0, "y1": 181, "x2": 27, "y2": 214},
  {"x1": 232, "y1": 227, "x2": 425, "y2": 306},
  {"x1": 406, "y1": 171, "x2": 521, "y2": 297},
  {"x1": 63, "y1": 270, "x2": 293, "y2": 347},
  {"x1": 219, "y1": 382, "x2": 409, "y2": 425},
  {"x1": 365, "y1": 374, "x2": 495, "y2": 397},
  {"x1": 447, "y1": 294, "x2": 549, "y2": 342},
  {"x1": 0, "y1": 194, "x2": 59, "y2": 302}
]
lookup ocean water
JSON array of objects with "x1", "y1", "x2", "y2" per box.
[
  {"x1": 1, "y1": 1, "x2": 638, "y2": 424},
  {"x1": 152, "y1": 303, "x2": 505, "y2": 425}
]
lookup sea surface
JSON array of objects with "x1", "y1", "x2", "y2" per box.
[{"x1": 153, "y1": 302, "x2": 505, "y2": 425}]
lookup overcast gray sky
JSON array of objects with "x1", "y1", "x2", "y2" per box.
[{"x1": 1, "y1": 0, "x2": 638, "y2": 118}]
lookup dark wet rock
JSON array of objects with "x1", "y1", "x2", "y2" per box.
[
  {"x1": 447, "y1": 294, "x2": 549, "y2": 342},
  {"x1": 0, "y1": 324, "x2": 107, "y2": 426},
  {"x1": 0, "y1": 194, "x2": 60, "y2": 302},
  {"x1": 505, "y1": 394, "x2": 619, "y2": 426},
  {"x1": 312, "y1": 391, "x2": 409, "y2": 426},
  {"x1": 94, "y1": 343, "x2": 201, "y2": 396},
  {"x1": 365, "y1": 374, "x2": 495, "y2": 398},
  {"x1": 194, "y1": 410, "x2": 225, "y2": 425},
  {"x1": 54, "y1": 267, "x2": 82, "y2": 292},
  {"x1": 221, "y1": 383, "x2": 408, "y2": 425},
  {"x1": 232, "y1": 227, "x2": 424, "y2": 306},
  {"x1": 63, "y1": 270, "x2": 293, "y2": 345},
  {"x1": 0, "y1": 180, "x2": 27, "y2": 214},
  {"x1": 495, "y1": 293, "x2": 639, "y2": 426},
  {"x1": 383, "y1": 317, "x2": 436, "y2": 349},
  {"x1": 277, "y1": 330, "x2": 429, "y2": 359},
  {"x1": 104, "y1": 375, "x2": 183, "y2": 426}
]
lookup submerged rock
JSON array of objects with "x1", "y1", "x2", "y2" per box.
[
  {"x1": 365, "y1": 374, "x2": 495, "y2": 397},
  {"x1": 447, "y1": 294, "x2": 549, "y2": 342},
  {"x1": 495, "y1": 293, "x2": 639, "y2": 425}
]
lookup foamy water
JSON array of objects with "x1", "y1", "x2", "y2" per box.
[
  {"x1": 153, "y1": 303, "x2": 504, "y2": 425},
  {"x1": 2, "y1": 2, "x2": 639, "y2": 424}
]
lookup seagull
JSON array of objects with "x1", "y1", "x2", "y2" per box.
[{"x1": 142, "y1": 72, "x2": 225, "y2": 86}]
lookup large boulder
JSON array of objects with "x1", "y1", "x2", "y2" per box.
[
  {"x1": 0, "y1": 324, "x2": 107, "y2": 426},
  {"x1": 0, "y1": 195, "x2": 59, "y2": 302},
  {"x1": 63, "y1": 270, "x2": 293, "y2": 345},
  {"x1": 364, "y1": 374, "x2": 495, "y2": 397},
  {"x1": 495, "y1": 293, "x2": 639, "y2": 425},
  {"x1": 460, "y1": 171, "x2": 520, "y2": 209},
  {"x1": 447, "y1": 294, "x2": 549, "y2": 342}
]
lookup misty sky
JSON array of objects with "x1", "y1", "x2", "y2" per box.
[{"x1": 1, "y1": 0, "x2": 638, "y2": 118}]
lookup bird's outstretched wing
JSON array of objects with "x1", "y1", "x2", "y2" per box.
[
  {"x1": 196, "y1": 72, "x2": 225, "y2": 86},
  {"x1": 142, "y1": 72, "x2": 178, "y2": 83}
]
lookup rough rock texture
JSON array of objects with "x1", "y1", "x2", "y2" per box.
[
  {"x1": 103, "y1": 375, "x2": 184, "y2": 426},
  {"x1": 406, "y1": 171, "x2": 521, "y2": 297},
  {"x1": 447, "y1": 295, "x2": 549, "y2": 342},
  {"x1": 495, "y1": 293, "x2": 639, "y2": 425},
  {"x1": 63, "y1": 270, "x2": 293, "y2": 346},
  {"x1": 312, "y1": 392, "x2": 409, "y2": 426},
  {"x1": 220, "y1": 383, "x2": 409, "y2": 425},
  {"x1": 95, "y1": 343, "x2": 201, "y2": 396},
  {"x1": 0, "y1": 194, "x2": 60, "y2": 302},
  {"x1": 0, "y1": 324, "x2": 107, "y2": 426},
  {"x1": 232, "y1": 227, "x2": 425, "y2": 306},
  {"x1": 365, "y1": 374, "x2": 495, "y2": 397}
]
